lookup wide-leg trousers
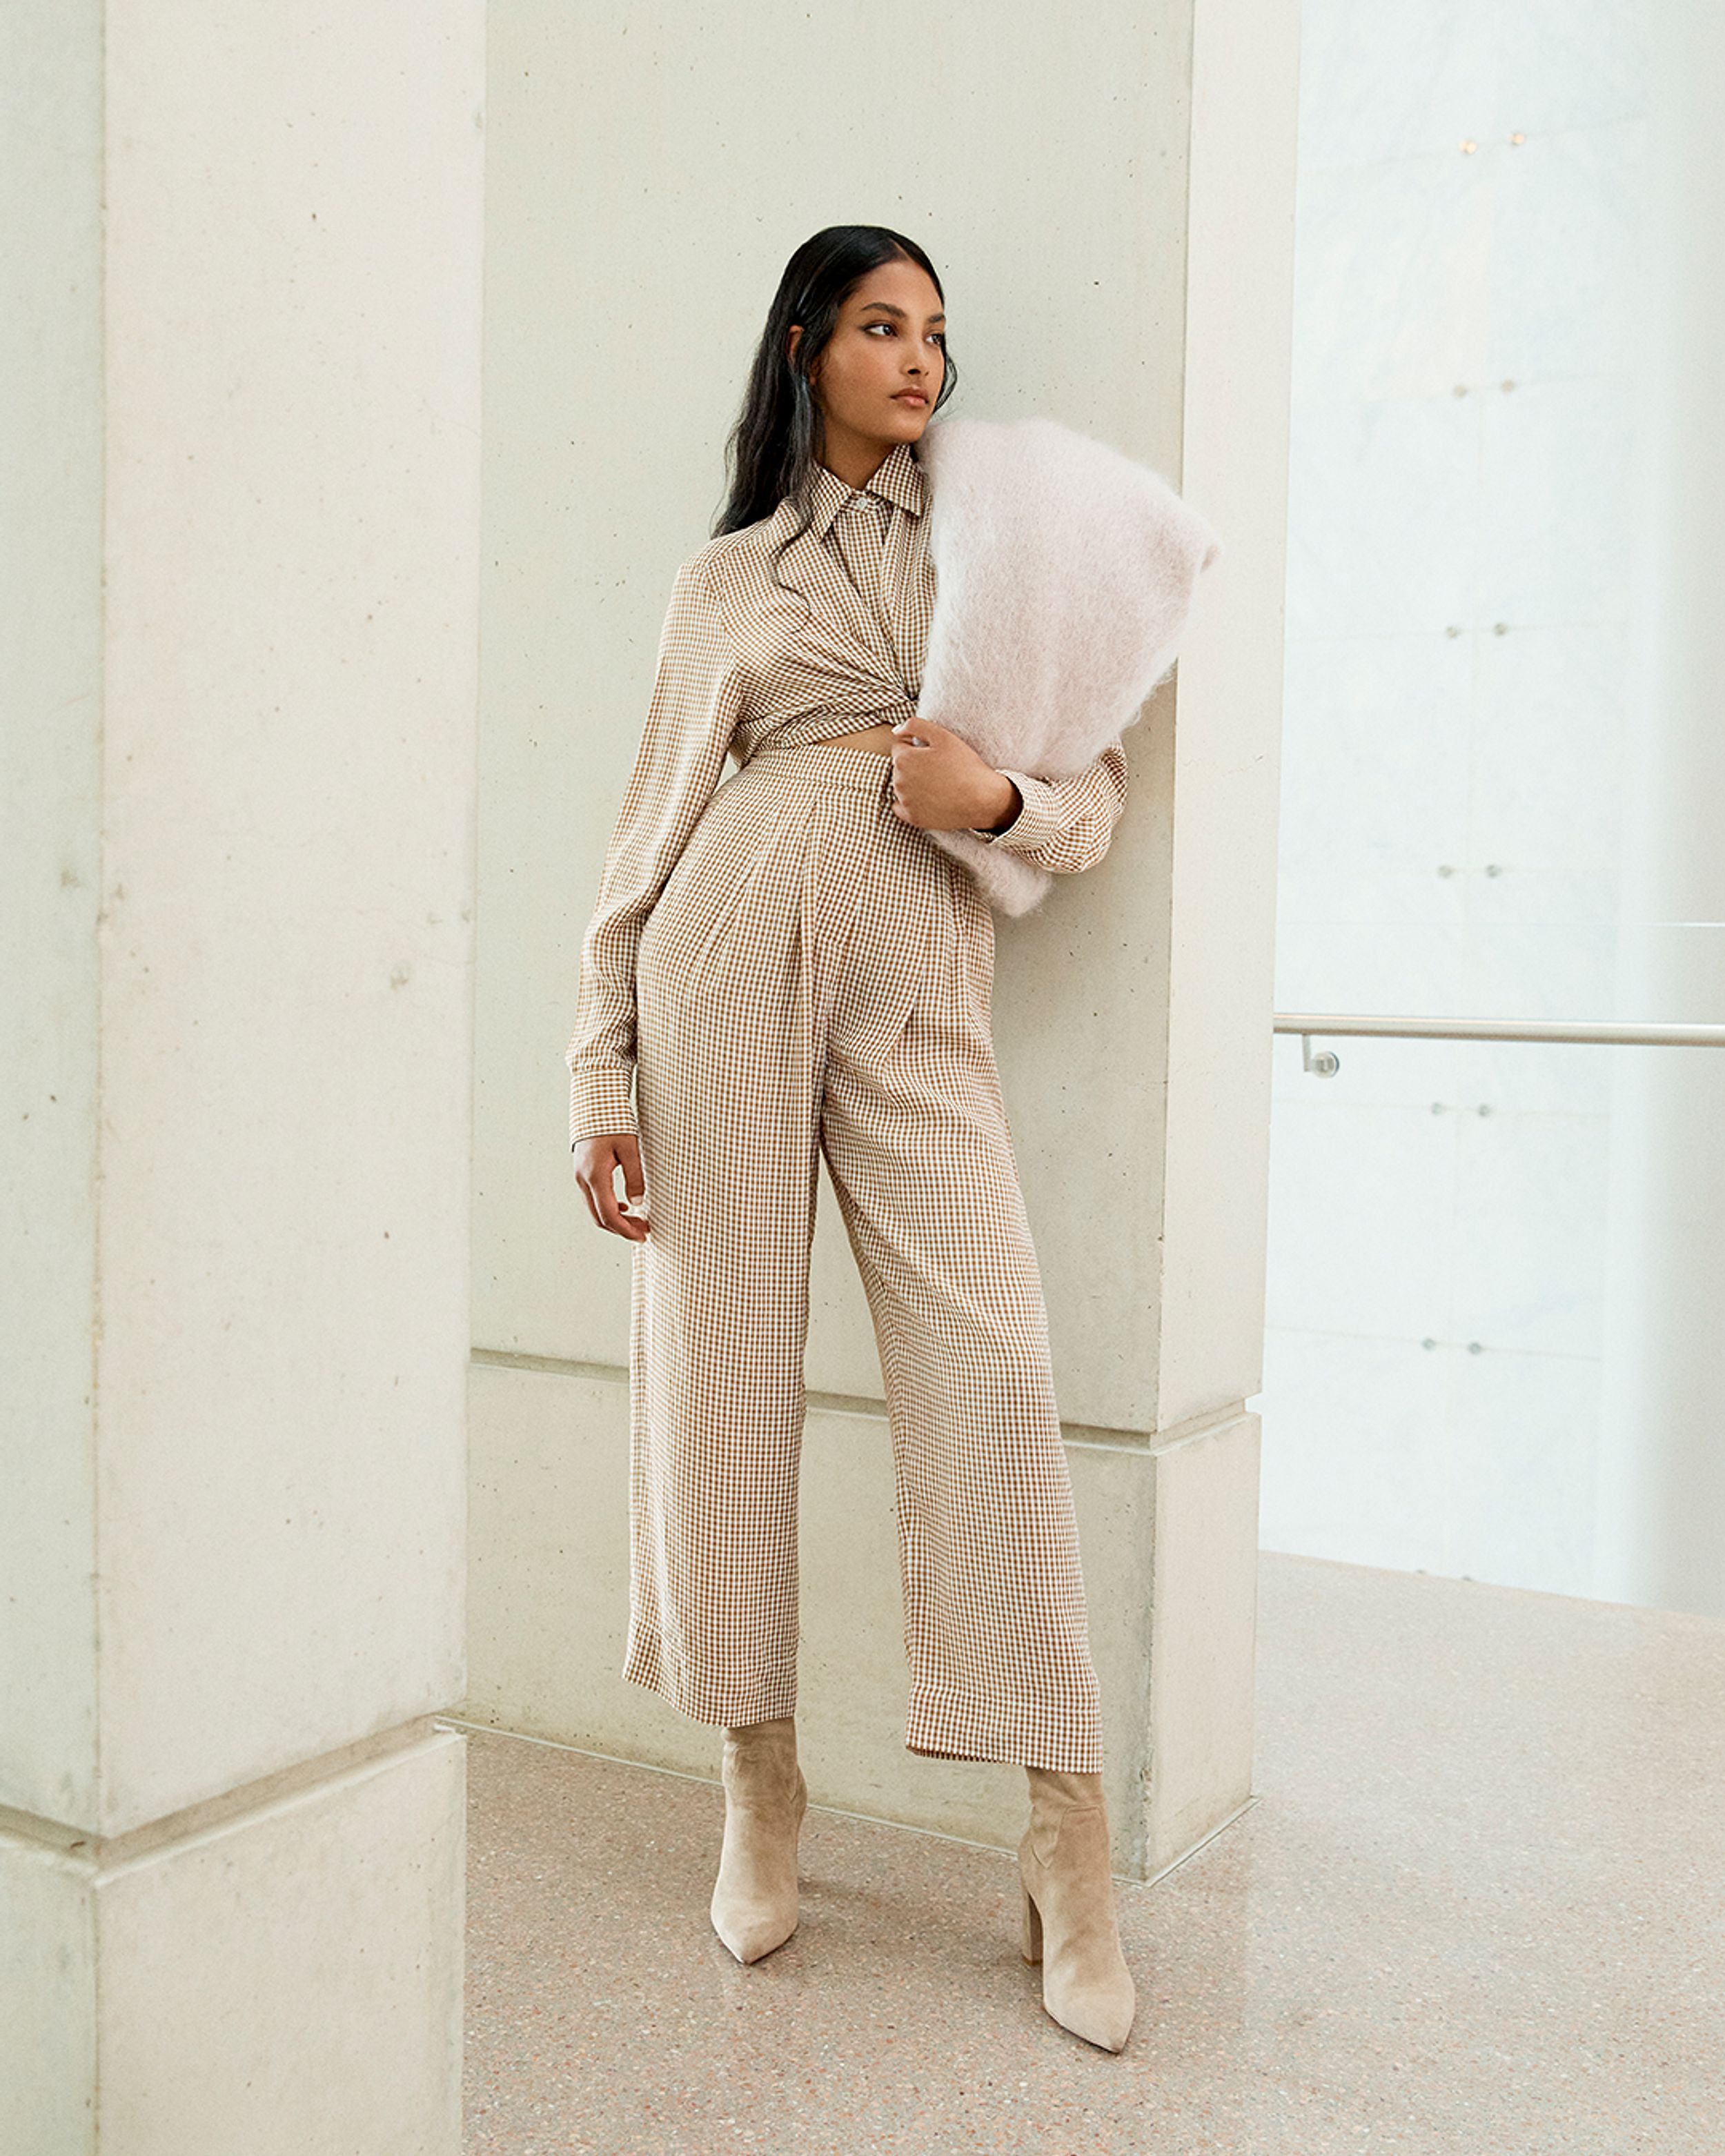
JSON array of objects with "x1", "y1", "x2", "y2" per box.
[{"x1": 627, "y1": 738, "x2": 1103, "y2": 1773}]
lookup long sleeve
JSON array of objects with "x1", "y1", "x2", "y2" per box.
[
  {"x1": 969, "y1": 735, "x2": 1130, "y2": 876},
  {"x1": 565, "y1": 557, "x2": 745, "y2": 1145}
]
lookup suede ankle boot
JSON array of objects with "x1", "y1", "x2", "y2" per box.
[
  {"x1": 1018, "y1": 1766, "x2": 1136, "y2": 2052},
  {"x1": 709, "y1": 1716, "x2": 808, "y2": 1964}
]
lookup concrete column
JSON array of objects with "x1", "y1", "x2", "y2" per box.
[
  {"x1": 1597, "y1": 1, "x2": 1725, "y2": 1619},
  {"x1": 1, "y1": 3, "x2": 484, "y2": 2146},
  {"x1": 470, "y1": 0, "x2": 1297, "y2": 1880}
]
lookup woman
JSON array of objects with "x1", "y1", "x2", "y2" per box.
[{"x1": 564, "y1": 224, "x2": 1136, "y2": 2053}]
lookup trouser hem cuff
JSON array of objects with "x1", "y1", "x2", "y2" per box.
[
  {"x1": 622, "y1": 1631, "x2": 799, "y2": 1729},
  {"x1": 904, "y1": 1684, "x2": 1103, "y2": 1774}
]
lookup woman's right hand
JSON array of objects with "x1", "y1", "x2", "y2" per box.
[{"x1": 573, "y1": 1133, "x2": 650, "y2": 1241}]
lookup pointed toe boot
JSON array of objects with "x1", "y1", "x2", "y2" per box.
[
  {"x1": 709, "y1": 1716, "x2": 809, "y2": 1965},
  {"x1": 1018, "y1": 1766, "x2": 1136, "y2": 2053}
]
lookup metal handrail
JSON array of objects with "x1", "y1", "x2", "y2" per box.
[{"x1": 1274, "y1": 1011, "x2": 1725, "y2": 1077}]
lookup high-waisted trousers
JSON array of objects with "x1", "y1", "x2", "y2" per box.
[{"x1": 627, "y1": 738, "x2": 1103, "y2": 1773}]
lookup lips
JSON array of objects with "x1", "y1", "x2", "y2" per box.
[{"x1": 895, "y1": 392, "x2": 929, "y2": 406}]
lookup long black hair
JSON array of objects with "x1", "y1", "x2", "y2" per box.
[{"x1": 712, "y1": 226, "x2": 959, "y2": 579}]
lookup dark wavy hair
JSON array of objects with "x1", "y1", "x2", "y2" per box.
[{"x1": 712, "y1": 225, "x2": 959, "y2": 582}]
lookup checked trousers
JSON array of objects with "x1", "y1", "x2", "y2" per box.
[{"x1": 624, "y1": 737, "x2": 1103, "y2": 1772}]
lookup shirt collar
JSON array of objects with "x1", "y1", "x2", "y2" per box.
[{"x1": 806, "y1": 438, "x2": 926, "y2": 541}]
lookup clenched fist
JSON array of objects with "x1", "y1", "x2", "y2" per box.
[{"x1": 887, "y1": 716, "x2": 1021, "y2": 834}]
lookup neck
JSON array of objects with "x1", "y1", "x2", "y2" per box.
[{"x1": 816, "y1": 424, "x2": 900, "y2": 493}]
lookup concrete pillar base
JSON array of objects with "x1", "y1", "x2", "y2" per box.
[
  {"x1": 1, "y1": 1730, "x2": 464, "y2": 2155},
  {"x1": 468, "y1": 1361, "x2": 1257, "y2": 1880}
]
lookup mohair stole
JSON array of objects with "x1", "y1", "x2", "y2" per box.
[{"x1": 914, "y1": 413, "x2": 1223, "y2": 917}]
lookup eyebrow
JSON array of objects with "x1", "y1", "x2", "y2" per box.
[{"x1": 858, "y1": 301, "x2": 947, "y2": 324}]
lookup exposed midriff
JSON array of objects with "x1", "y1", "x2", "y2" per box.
[{"x1": 817, "y1": 722, "x2": 898, "y2": 757}]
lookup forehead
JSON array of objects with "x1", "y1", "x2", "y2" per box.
[{"x1": 845, "y1": 266, "x2": 943, "y2": 315}]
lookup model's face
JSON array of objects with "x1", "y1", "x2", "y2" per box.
[{"x1": 789, "y1": 259, "x2": 946, "y2": 454}]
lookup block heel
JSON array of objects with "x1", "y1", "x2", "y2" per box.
[{"x1": 1020, "y1": 1881, "x2": 1044, "y2": 1964}]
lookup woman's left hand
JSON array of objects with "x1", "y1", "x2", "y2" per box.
[{"x1": 887, "y1": 716, "x2": 1020, "y2": 833}]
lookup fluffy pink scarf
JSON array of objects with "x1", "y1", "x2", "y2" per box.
[{"x1": 914, "y1": 414, "x2": 1223, "y2": 916}]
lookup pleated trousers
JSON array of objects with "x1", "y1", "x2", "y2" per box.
[{"x1": 627, "y1": 738, "x2": 1103, "y2": 1772}]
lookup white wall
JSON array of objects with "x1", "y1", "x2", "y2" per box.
[
  {"x1": 1597, "y1": 0, "x2": 1725, "y2": 1619},
  {"x1": 1262, "y1": 0, "x2": 1658, "y2": 1600},
  {"x1": 1, "y1": 0, "x2": 104, "y2": 1838},
  {"x1": 1, "y1": 3, "x2": 483, "y2": 2141}
]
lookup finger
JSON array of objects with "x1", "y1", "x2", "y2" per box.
[
  {"x1": 587, "y1": 1147, "x2": 649, "y2": 1240},
  {"x1": 598, "y1": 1186, "x2": 648, "y2": 1240},
  {"x1": 618, "y1": 1138, "x2": 651, "y2": 1236},
  {"x1": 597, "y1": 1169, "x2": 649, "y2": 1238},
  {"x1": 574, "y1": 1170, "x2": 607, "y2": 1236}
]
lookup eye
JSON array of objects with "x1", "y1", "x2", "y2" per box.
[{"x1": 862, "y1": 321, "x2": 946, "y2": 346}]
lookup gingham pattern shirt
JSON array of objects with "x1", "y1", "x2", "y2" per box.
[{"x1": 566, "y1": 439, "x2": 1130, "y2": 1144}]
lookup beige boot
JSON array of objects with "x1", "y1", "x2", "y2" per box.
[
  {"x1": 1018, "y1": 1766, "x2": 1136, "y2": 2052},
  {"x1": 709, "y1": 1716, "x2": 808, "y2": 1964}
]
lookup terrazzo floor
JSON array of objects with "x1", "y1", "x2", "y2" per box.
[{"x1": 459, "y1": 1551, "x2": 1725, "y2": 2154}]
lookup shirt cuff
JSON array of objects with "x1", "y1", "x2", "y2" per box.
[
  {"x1": 971, "y1": 769, "x2": 1065, "y2": 856},
  {"x1": 569, "y1": 1059, "x2": 638, "y2": 1148}
]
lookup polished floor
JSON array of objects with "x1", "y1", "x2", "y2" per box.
[{"x1": 460, "y1": 1551, "x2": 1725, "y2": 2154}]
